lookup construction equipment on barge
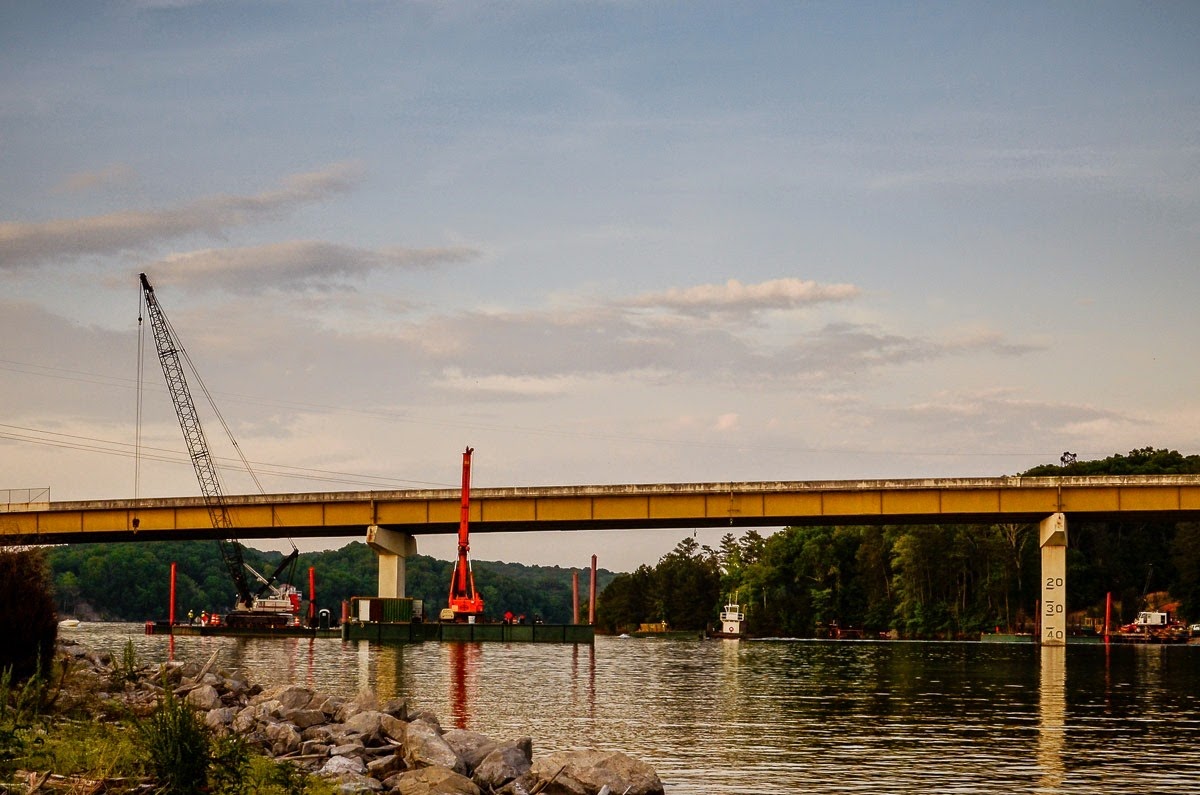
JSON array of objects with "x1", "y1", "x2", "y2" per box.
[
  {"x1": 138, "y1": 272, "x2": 301, "y2": 629},
  {"x1": 441, "y1": 446, "x2": 485, "y2": 623}
]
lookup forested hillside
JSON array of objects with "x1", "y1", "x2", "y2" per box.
[
  {"x1": 47, "y1": 541, "x2": 614, "y2": 624},
  {"x1": 596, "y1": 448, "x2": 1200, "y2": 638}
]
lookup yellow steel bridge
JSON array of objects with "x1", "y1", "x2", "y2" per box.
[{"x1": 4, "y1": 474, "x2": 1200, "y2": 545}]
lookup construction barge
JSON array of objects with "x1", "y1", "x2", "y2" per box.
[
  {"x1": 342, "y1": 597, "x2": 594, "y2": 644},
  {"x1": 144, "y1": 620, "x2": 342, "y2": 639},
  {"x1": 145, "y1": 597, "x2": 594, "y2": 644}
]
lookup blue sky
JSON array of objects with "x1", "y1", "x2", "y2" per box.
[{"x1": 2, "y1": 1, "x2": 1198, "y2": 571}]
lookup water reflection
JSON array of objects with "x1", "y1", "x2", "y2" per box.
[
  {"x1": 448, "y1": 642, "x2": 480, "y2": 730},
  {"x1": 71, "y1": 625, "x2": 1200, "y2": 794},
  {"x1": 1038, "y1": 645, "x2": 1066, "y2": 792}
]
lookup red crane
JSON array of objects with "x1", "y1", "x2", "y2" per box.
[{"x1": 445, "y1": 447, "x2": 485, "y2": 621}]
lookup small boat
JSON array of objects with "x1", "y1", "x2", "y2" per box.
[
  {"x1": 58, "y1": 619, "x2": 81, "y2": 628},
  {"x1": 707, "y1": 598, "x2": 747, "y2": 639},
  {"x1": 1112, "y1": 610, "x2": 1190, "y2": 644}
]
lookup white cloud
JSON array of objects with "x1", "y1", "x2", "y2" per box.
[
  {"x1": 624, "y1": 278, "x2": 860, "y2": 317},
  {"x1": 0, "y1": 163, "x2": 362, "y2": 271},
  {"x1": 141, "y1": 241, "x2": 480, "y2": 293}
]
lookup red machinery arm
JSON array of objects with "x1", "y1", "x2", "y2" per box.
[
  {"x1": 456, "y1": 447, "x2": 473, "y2": 595},
  {"x1": 447, "y1": 446, "x2": 484, "y2": 619}
]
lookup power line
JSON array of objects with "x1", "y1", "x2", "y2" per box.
[
  {"x1": 0, "y1": 356, "x2": 1068, "y2": 461},
  {"x1": 0, "y1": 423, "x2": 452, "y2": 489}
]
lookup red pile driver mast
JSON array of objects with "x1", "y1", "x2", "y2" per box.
[{"x1": 446, "y1": 447, "x2": 485, "y2": 621}]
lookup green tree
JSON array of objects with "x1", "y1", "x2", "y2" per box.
[
  {"x1": 0, "y1": 548, "x2": 58, "y2": 681},
  {"x1": 595, "y1": 566, "x2": 654, "y2": 633},
  {"x1": 653, "y1": 538, "x2": 720, "y2": 630}
]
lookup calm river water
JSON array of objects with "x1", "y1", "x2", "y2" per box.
[{"x1": 68, "y1": 624, "x2": 1200, "y2": 794}]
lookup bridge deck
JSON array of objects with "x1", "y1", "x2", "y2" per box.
[{"x1": 3, "y1": 475, "x2": 1200, "y2": 545}]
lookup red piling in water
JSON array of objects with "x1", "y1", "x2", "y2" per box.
[
  {"x1": 588, "y1": 554, "x2": 597, "y2": 625},
  {"x1": 1105, "y1": 591, "x2": 1113, "y2": 643},
  {"x1": 309, "y1": 566, "x2": 317, "y2": 625},
  {"x1": 572, "y1": 569, "x2": 580, "y2": 625},
  {"x1": 169, "y1": 562, "x2": 177, "y2": 626}
]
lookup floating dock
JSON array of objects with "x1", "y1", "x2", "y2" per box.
[
  {"x1": 342, "y1": 621, "x2": 594, "y2": 644},
  {"x1": 342, "y1": 597, "x2": 594, "y2": 644},
  {"x1": 144, "y1": 621, "x2": 342, "y2": 639}
]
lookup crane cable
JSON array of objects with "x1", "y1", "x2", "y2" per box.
[
  {"x1": 137, "y1": 279, "x2": 296, "y2": 556},
  {"x1": 135, "y1": 287, "x2": 145, "y2": 501}
]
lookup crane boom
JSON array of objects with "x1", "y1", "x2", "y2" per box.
[
  {"x1": 138, "y1": 273, "x2": 299, "y2": 626},
  {"x1": 139, "y1": 273, "x2": 254, "y2": 610},
  {"x1": 445, "y1": 446, "x2": 484, "y2": 621}
]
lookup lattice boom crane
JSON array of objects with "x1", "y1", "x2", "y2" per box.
[{"x1": 138, "y1": 272, "x2": 299, "y2": 627}]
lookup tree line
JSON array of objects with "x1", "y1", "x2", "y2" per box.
[
  {"x1": 47, "y1": 541, "x2": 614, "y2": 625},
  {"x1": 596, "y1": 448, "x2": 1200, "y2": 637}
]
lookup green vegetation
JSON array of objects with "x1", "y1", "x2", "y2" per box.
[
  {"x1": 598, "y1": 448, "x2": 1200, "y2": 638},
  {"x1": 137, "y1": 686, "x2": 213, "y2": 794},
  {"x1": 0, "y1": 548, "x2": 59, "y2": 681},
  {"x1": 46, "y1": 541, "x2": 614, "y2": 625},
  {"x1": 0, "y1": 550, "x2": 332, "y2": 793},
  {"x1": 1023, "y1": 446, "x2": 1200, "y2": 477},
  {"x1": 1, "y1": 666, "x2": 334, "y2": 794}
]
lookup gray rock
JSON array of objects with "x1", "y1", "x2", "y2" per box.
[
  {"x1": 380, "y1": 713, "x2": 407, "y2": 742},
  {"x1": 442, "y1": 729, "x2": 496, "y2": 773},
  {"x1": 391, "y1": 767, "x2": 481, "y2": 795},
  {"x1": 231, "y1": 706, "x2": 258, "y2": 734},
  {"x1": 335, "y1": 689, "x2": 379, "y2": 722},
  {"x1": 340, "y1": 709, "x2": 385, "y2": 742},
  {"x1": 186, "y1": 684, "x2": 221, "y2": 711},
  {"x1": 284, "y1": 707, "x2": 329, "y2": 729},
  {"x1": 265, "y1": 721, "x2": 302, "y2": 756},
  {"x1": 403, "y1": 720, "x2": 466, "y2": 775},
  {"x1": 332, "y1": 772, "x2": 385, "y2": 793},
  {"x1": 331, "y1": 741, "x2": 367, "y2": 759},
  {"x1": 380, "y1": 696, "x2": 410, "y2": 720},
  {"x1": 366, "y1": 751, "x2": 405, "y2": 779},
  {"x1": 472, "y1": 742, "x2": 532, "y2": 791},
  {"x1": 301, "y1": 738, "x2": 331, "y2": 757},
  {"x1": 204, "y1": 707, "x2": 237, "y2": 730},
  {"x1": 531, "y1": 750, "x2": 664, "y2": 795},
  {"x1": 254, "y1": 699, "x2": 283, "y2": 722},
  {"x1": 252, "y1": 684, "x2": 314, "y2": 711},
  {"x1": 309, "y1": 692, "x2": 343, "y2": 716},
  {"x1": 322, "y1": 755, "x2": 368, "y2": 777},
  {"x1": 408, "y1": 711, "x2": 442, "y2": 732},
  {"x1": 302, "y1": 724, "x2": 337, "y2": 743}
]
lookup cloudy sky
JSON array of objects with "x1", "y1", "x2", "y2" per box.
[{"x1": 2, "y1": 2, "x2": 1198, "y2": 572}]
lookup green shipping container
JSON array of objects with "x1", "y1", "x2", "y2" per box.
[{"x1": 380, "y1": 598, "x2": 414, "y2": 623}]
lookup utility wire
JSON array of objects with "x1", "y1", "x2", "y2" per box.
[
  {"x1": 0, "y1": 423, "x2": 453, "y2": 488},
  {"x1": 135, "y1": 289, "x2": 145, "y2": 500},
  {"x1": 2, "y1": 356, "x2": 1071, "y2": 461}
]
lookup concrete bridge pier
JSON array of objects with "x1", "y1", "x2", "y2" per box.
[
  {"x1": 1039, "y1": 513, "x2": 1068, "y2": 646},
  {"x1": 366, "y1": 525, "x2": 417, "y2": 598}
]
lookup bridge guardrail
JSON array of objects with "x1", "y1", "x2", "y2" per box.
[{"x1": 0, "y1": 487, "x2": 50, "y2": 513}]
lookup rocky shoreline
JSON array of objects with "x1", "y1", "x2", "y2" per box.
[{"x1": 61, "y1": 640, "x2": 664, "y2": 795}]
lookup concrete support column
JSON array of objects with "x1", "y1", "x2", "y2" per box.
[
  {"x1": 366, "y1": 525, "x2": 417, "y2": 598},
  {"x1": 1039, "y1": 513, "x2": 1068, "y2": 646}
]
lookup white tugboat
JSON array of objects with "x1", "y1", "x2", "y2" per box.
[{"x1": 708, "y1": 596, "x2": 747, "y2": 639}]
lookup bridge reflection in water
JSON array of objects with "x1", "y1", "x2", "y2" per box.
[
  {"x1": 65, "y1": 625, "x2": 1200, "y2": 794},
  {"x1": 1038, "y1": 646, "x2": 1066, "y2": 791}
]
